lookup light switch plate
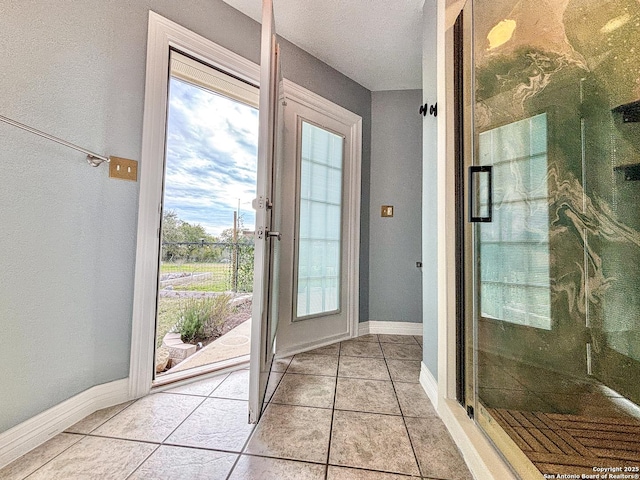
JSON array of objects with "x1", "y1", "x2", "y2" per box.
[
  {"x1": 109, "y1": 156, "x2": 138, "y2": 182},
  {"x1": 381, "y1": 205, "x2": 394, "y2": 217}
]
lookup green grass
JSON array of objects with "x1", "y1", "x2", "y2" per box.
[
  {"x1": 160, "y1": 262, "x2": 231, "y2": 274},
  {"x1": 161, "y1": 262, "x2": 243, "y2": 292},
  {"x1": 156, "y1": 297, "x2": 184, "y2": 348},
  {"x1": 173, "y1": 279, "x2": 230, "y2": 292}
]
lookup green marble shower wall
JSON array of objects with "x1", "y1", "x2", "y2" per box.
[{"x1": 473, "y1": 0, "x2": 640, "y2": 401}]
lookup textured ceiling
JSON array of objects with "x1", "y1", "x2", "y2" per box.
[{"x1": 222, "y1": 0, "x2": 425, "y2": 91}]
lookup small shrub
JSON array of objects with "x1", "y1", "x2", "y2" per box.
[
  {"x1": 174, "y1": 298, "x2": 208, "y2": 343},
  {"x1": 203, "y1": 294, "x2": 233, "y2": 338},
  {"x1": 173, "y1": 295, "x2": 233, "y2": 343}
]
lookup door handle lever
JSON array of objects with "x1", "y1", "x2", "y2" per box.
[{"x1": 267, "y1": 231, "x2": 282, "y2": 241}]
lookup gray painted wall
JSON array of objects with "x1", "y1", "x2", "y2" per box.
[
  {"x1": 422, "y1": 1, "x2": 438, "y2": 375},
  {"x1": 368, "y1": 90, "x2": 423, "y2": 323},
  {"x1": 0, "y1": 0, "x2": 371, "y2": 433}
]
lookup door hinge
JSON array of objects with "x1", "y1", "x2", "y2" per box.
[{"x1": 252, "y1": 196, "x2": 265, "y2": 210}]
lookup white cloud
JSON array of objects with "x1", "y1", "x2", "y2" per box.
[{"x1": 163, "y1": 78, "x2": 259, "y2": 236}]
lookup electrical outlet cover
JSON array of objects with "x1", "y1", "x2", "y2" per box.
[{"x1": 109, "y1": 156, "x2": 138, "y2": 182}]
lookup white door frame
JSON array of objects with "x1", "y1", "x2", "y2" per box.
[
  {"x1": 129, "y1": 11, "x2": 362, "y2": 399},
  {"x1": 129, "y1": 12, "x2": 260, "y2": 399}
]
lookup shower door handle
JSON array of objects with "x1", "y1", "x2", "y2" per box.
[{"x1": 469, "y1": 166, "x2": 493, "y2": 223}]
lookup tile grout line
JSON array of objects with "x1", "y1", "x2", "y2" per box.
[
  {"x1": 331, "y1": 334, "x2": 422, "y2": 478},
  {"x1": 96, "y1": 388, "x2": 217, "y2": 477},
  {"x1": 157, "y1": 393, "x2": 210, "y2": 445},
  {"x1": 158, "y1": 442, "x2": 248, "y2": 456},
  {"x1": 269, "y1": 371, "x2": 335, "y2": 379},
  {"x1": 74, "y1": 399, "x2": 138, "y2": 436},
  {"x1": 381, "y1": 341, "x2": 425, "y2": 479},
  {"x1": 229, "y1": 451, "x2": 343, "y2": 480},
  {"x1": 323, "y1": 340, "x2": 341, "y2": 480},
  {"x1": 123, "y1": 443, "x2": 161, "y2": 480},
  {"x1": 264, "y1": 363, "x2": 288, "y2": 406},
  {"x1": 10, "y1": 432, "x2": 86, "y2": 480},
  {"x1": 17, "y1": 372, "x2": 244, "y2": 480},
  {"x1": 207, "y1": 372, "x2": 233, "y2": 398},
  {"x1": 42, "y1": 396, "x2": 165, "y2": 480},
  {"x1": 230, "y1": 451, "x2": 329, "y2": 464},
  {"x1": 225, "y1": 355, "x2": 292, "y2": 480},
  {"x1": 223, "y1": 433, "x2": 251, "y2": 480},
  {"x1": 371, "y1": 334, "x2": 422, "y2": 477},
  {"x1": 225, "y1": 372, "x2": 281, "y2": 480},
  {"x1": 68, "y1": 432, "x2": 163, "y2": 446},
  {"x1": 83, "y1": 390, "x2": 207, "y2": 443}
]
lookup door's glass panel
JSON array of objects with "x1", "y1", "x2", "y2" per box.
[
  {"x1": 295, "y1": 121, "x2": 344, "y2": 319},
  {"x1": 472, "y1": 0, "x2": 640, "y2": 477}
]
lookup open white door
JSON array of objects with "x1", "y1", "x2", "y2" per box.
[
  {"x1": 248, "y1": 0, "x2": 283, "y2": 424},
  {"x1": 273, "y1": 96, "x2": 361, "y2": 355}
]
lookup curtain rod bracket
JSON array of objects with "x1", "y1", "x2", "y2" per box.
[{"x1": 86, "y1": 154, "x2": 109, "y2": 167}]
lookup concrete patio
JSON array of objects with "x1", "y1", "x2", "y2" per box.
[{"x1": 165, "y1": 319, "x2": 251, "y2": 374}]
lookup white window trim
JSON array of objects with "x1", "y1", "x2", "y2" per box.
[{"x1": 129, "y1": 12, "x2": 361, "y2": 399}]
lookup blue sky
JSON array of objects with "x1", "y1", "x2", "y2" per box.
[{"x1": 163, "y1": 78, "x2": 258, "y2": 236}]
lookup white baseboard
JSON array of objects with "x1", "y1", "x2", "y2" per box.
[
  {"x1": 437, "y1": 399, "x2": 517, "y2": 480},
  {"x1": 276, "y1": 332, "x2": 351, "y2": 358},
  {"x1": 0, "y1": 379, "x2": 130, "y2": 469},
  {"x1": 419, "y1": 362, "x2": 439, "y2": 410},
  {"x1": 358, "y1": 321, "x2": 423, "y2": 336}
]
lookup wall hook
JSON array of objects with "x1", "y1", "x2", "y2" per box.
[{"x1": 419, "y1": 103, "x2": 437, "y2": 117}]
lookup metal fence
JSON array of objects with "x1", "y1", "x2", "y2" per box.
[{"x1": 159, "y1": 242, "x2": 254, "y2": 294}]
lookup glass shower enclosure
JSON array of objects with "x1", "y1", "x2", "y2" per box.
[{"x1": 467, "y1": 0, "x2": 640, "y2": 477}]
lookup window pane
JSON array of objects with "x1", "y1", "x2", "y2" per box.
[
  {"x1": 296, "y1": 121, "x2": 344, "y2": 318},
  {"x1": 478, "y1": 113, "x2": 551, "y2": 330}
]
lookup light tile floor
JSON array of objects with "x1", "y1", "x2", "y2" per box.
[{"x1": 0, "y1": 334, "x2": 472, "y2": 480}]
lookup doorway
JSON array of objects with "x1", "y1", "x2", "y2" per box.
[
  {"x1": 129, "y1": 14, "x2": 268, "y2": 398},
  {"x1": 131, "y1": 12, "x2": 362, "y2": 402},
  {"x1": 154, "y1": 51, "x2": 259, "y2": 383}
]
